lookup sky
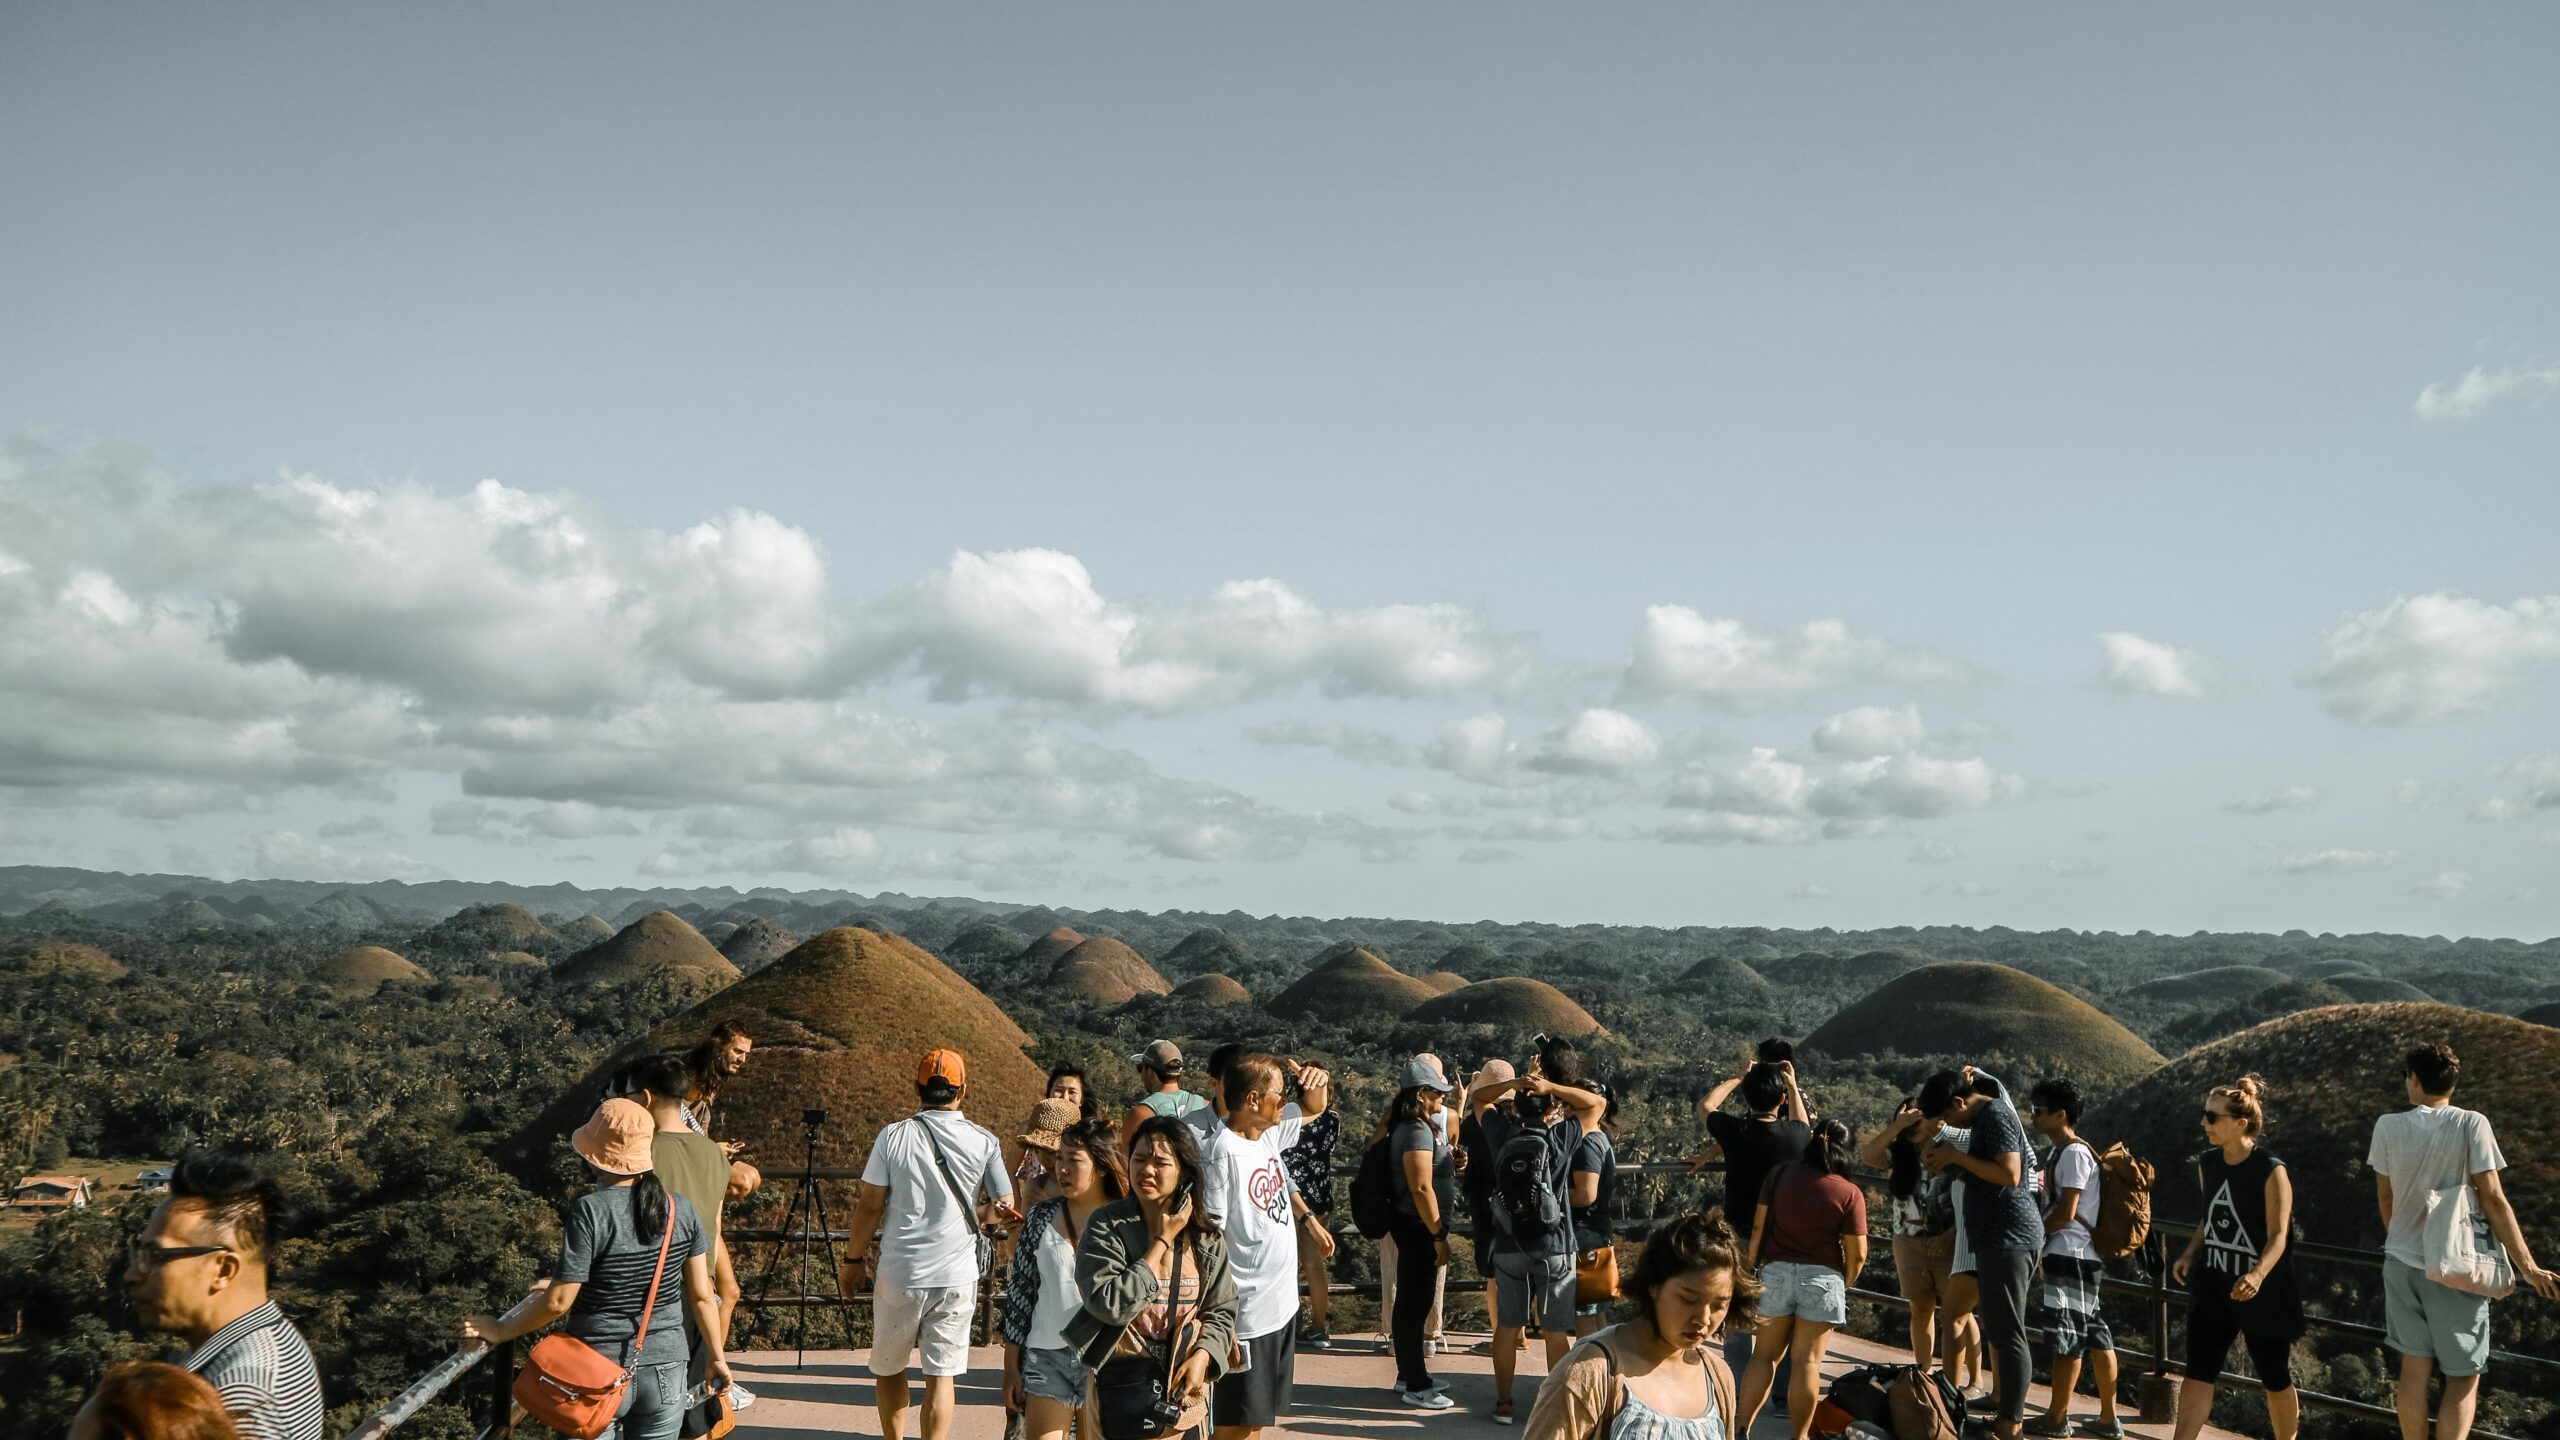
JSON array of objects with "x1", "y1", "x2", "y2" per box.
[{"x1": 2, "y1": 6, "x2": 2556, "y2": 935}]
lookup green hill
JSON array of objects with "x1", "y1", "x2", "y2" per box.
[
  {"x1": 1802, "y1": 962, "x2": 2164, "y2": 1088},
  {"x1": 2131, "y1": 965, "x2": 2289, "y2": 1004},
  {"x1": 554, "y1": 911, "x2": 741, "y2": 988},
  {"x1": 1268, "y1": 947, "x2": 1439, "y2": 1025},
  {"x1": 1407, "y1": 977, "x2": 1604, "y2": 1037}
]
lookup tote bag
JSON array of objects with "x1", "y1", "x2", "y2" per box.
[{"x1": 2419, "y1": 1113, "x2": 2514, "y2": 1299}]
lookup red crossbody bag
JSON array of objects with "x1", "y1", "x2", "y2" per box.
[{"x1": 514, "y1": 1207, "x2": 678, "y2": 1438}]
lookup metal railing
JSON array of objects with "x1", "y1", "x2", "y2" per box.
[{"x1": 345, "y1": 1290, "x2": 539, "y2": 1440}]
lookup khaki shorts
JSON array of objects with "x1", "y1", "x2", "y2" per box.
[
  {"x1": 1894, "y1": 1231, "x2": 1957, "y2": 1307},
  {"x1": 870, "y1": 1282, "x2": 976, "y2": 1378}
]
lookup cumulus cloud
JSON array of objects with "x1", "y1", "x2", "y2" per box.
[
  {"x1": 2226, "y1": 786, "x2": 2320, "y2": 814},
  {"x1": 2472, "y1": 757, "x2": 2560, "y2": 820},
  {"x1": 1243, "y1": 720, "x2": 1421, "y2": 767},
  {"x1": 2272, "y1": 848, "x2": 2400, "y2": 874},
  {"x1": 1531, "y1": 709, "x2": 1660, "y2": 775},
  {"x1": 2097, "y1": 632, "x2": 2225, "y2": 700},
  {"x1": 2305, "y1": 593, "x2": 2560, "y2": 725},
  {"x1": 2408, "y1": 871, "x2": 2470, "y2": 901},
  {"x1": 2395, "y1": 777, "x2": 2457, "y2": 810},
  {"x1": 248, "y1": 829, "x2": 446, "y2": 883},
  {"x1": 1623, "y1": 607, "x2": 1981, "y2": 708},
  {"x1": 1811, "y1": 704, "x2": 1928, "y2": 758},
  {"x1": 2414, "y1": 364, "x2": 2560, "y2": 423},
  {"x1": 520, "y1": 801, "x2": 641, "y2": 839}
]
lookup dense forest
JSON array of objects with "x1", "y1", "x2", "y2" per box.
[{"x1": 3, "y1": 865, "x2": 2556, "y2": 1438}]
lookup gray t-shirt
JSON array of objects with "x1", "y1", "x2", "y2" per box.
[
  {"x1": 555, "y1": 1186, "x2": 709, "y2": 1367},
  {"x1": 1392, "y1": 1118, "x2": 1455, "y2": 1222},
  {"x1": 2368, "y1": 1105, "x2": 2505, "y2": 1271}
]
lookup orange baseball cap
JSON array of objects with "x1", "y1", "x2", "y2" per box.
[{"x1": 917, "y1": 1048, "x2": 969, "y2": 1089}]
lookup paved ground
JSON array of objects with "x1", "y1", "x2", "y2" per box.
[{"x1": 730, "y1": 1329, "x2": 2225, "y2": 1439}]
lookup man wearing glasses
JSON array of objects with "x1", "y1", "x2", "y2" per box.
[{"x1": 125, "y1": 1149, "x2": 323, "y2": 1440}]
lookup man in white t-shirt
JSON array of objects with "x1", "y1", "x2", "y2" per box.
[
  {"x1": 844, "y1": 1048, "x2": 1017, "y2": 1440},
  {"x1": 2027, "y1": 1078, "x2": 2120, "y2": 1439},
  {"x1": 2370, "y1": 1042, "x2": 2558, "y2": 1440},
  {"x1": 1197, "y1": 1052, "x2": 1333, "y2": 1440}
]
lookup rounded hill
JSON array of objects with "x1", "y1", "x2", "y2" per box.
[
  {"x1": 422, "y1": 903, "x2": 557, "y2": 952},
  {"x1": 1421, "y1": 971, "x2": 1470, "y2": 995},
  {"x1": 2131, "y1": 966, "x2": 2288, "y2": 1004},
  {"x1": 2087, "y1": 1004, "x2": 2560, "y2": 1255},
  {"x1": 1802, "y1": 962, "x2": 2164, "y2": 1087},
  {"x1": 1163, "y1": 928, "x2": 1259, "y2": 977},
  {"x1": 565, "y1": 915, "x2": 616, "y2": 943},
  {"x1": 1268, "y1": 948, "x2": 1440, "y2": 1025},
  {"x1": 320, "y1": 946, "x2": 427, "y2": 989},
  {"x1": 1764, "y1": 948, "x2": 1927, "y2": 989},
  {"x1": 554, "y1": 911, "x2": 741, "y2": 988},
  {"x1": 2519, "y1": 1002, "x2": 2560, "y2": 1028},
  {"x1": 510, "y1": 926, "x2": 1046, "y2": 1173},
  {"x1": 1023, "y1": 927, "x2": 1087, "y2": 971},
  {"x1": 1679, "y1": 955, "x2": 1773, "y2": 991},
  {"x1": 2323, "y1": 974, "x2": 2433, "y2": 1004},
  {"x1": 719, "y1": 917, "x2": 803, "y2": 975},
  {"x1": 1050, "y1": 937, "x2": 1172, "y2": 1006},
  {"x1": 14, "y1": 942, "x2": 127, "y2": 980},
  {"x1": 1408, "y1": 977, "x2": 1604, "y2": 1037},
  {"x1": 1171, "y1": 973, "x2": 1252, "y2": 1006}
]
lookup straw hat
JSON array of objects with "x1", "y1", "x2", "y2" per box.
[
  {"x1": 572, "y1": 1097, "x2": 658, "y2": 1176},
  {"x1": 1019, "y1": 1098, "x2": 1080, "y2": 1152}
]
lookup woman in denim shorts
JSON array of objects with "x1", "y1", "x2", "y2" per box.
[
  {"x1": 1737, "y1": 1119, "x2": 1868, "y2": 1440},
  {"x1": 1001, "y1": 1121, "x2": 1129, "y2": 1440}
]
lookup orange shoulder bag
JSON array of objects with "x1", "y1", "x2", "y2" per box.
[{"x1": 514, "y1": 1204, "x2": 679, "y2": 1438}]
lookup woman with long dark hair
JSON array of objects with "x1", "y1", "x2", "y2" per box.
[
  {"x1": 1862, "y1": 1098, "x2": 1973, "y2": 1385},
  {"x1": 1047, "y1": 1063, "x2": 1101, "y2": 1125},
  {"x1": 1067, "y1": 1115, "x2": 1240, "y2": 1437},
  {"x1": 1523, "y1": 1209, "x2": 1760, "y2": 1440},
  {"x1": 1004, "y1": 1120, "x2": 1132, "y2": 1440},
  {"x1": 465, "y1": 1098, "x2": 729, "y2": 1439},
  {"x1": 1738, "y1": 1118, "x2": 1866, "y2": 1440}
]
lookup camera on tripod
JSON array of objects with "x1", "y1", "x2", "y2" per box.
[{"x1": 803, "y1": 1107, "x2": 828, "y2": 1127}]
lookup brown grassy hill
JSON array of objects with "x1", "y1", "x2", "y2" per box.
[
  {"x1": 14, "y1": 942, "x2": 127, "y2": 980},
  {"x1": 1050, "y1": 936, "x2": 1172, "y2": 1006},
  {"x1": 1802, "y1": 962, "x2": 2165, "y2": 1088},
  {"x1": 2285, "y1": 957, "x2": 2383, "y2": 982},
  {"x1": 2518, "y1": 1002, "x2": 2560, "y2": 1028},
  {"x1": 492, "y1": 950, "x2": 545, "y2": 967},
  {"x1": 320, "y1": 945, "x2": 427, "y2": 989},
  {"x1": 1023, "y1": 926, "x2": 1087, "y2": 971},
  {"x1": 1268, "y1": 948, "x2": 1440, "y2": 1024},
  {"x1": 422, "y1": 902, "x2": 557, "y2": 952},
  {"x1": 2131, "y1": 966, "x2": 2289, "y2": 1004},
  {"x1": 1763, "y1": 948, "x2": 1927, "y2": 989},
  {"x1": 1171, "y1": 973, "x2": 1253, "y2": 1006},
  {"x1": 555, "y1": 911, "x2": 742, "y2": 987},
  {"x1": 1422, "y1": 971, "x2": 1470, "y2": 995},
  {"x1": 1409, "y1": 977, "x2": 1604, "y2": 1037},
  {"x1": 566, "y1": 915, "x2": 616, "y2": 943},
  {"x1": 1164, "y1": 928, "x2": 1259, "y2": 977},
  {"x1": 2194, "y1": 978, "x2": 2356, "y2": 1036},
  {"x1": 2325, "y1": 974, "x2": 2434, "y2": 1004},
  {"x1": 1679, "y1": 955, "x2": 1773, "y2": 991},
  {"x1": 510, "y1": 926, "x2": 1046, "y2": 1173},
  {"x1": 719, "y1": 917, "x2": 803, "y2": 975},
  {"x1": 2086, "y1": 1004, "x2": 2560, "y2": 1263}
]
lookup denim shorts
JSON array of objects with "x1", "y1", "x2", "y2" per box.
[
  {"x1": 1758, "y1": 1260, "x2": 1848, "y2": 1324},
  {"x1": 1020, "y1": 1343, "x2": 1092, "y2": 1405}
]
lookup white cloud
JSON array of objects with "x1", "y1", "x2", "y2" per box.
[
  {"x1": 745, "y1": 827, "x2": 883, "y2": 878},
  {"x1": 1426, "y1": 713, "x2": 1517, "y2": 782},
  {"x1": 2226, "y1": 786, "x2": 2321, "y2": 814},
  {"x1": 2272, "y1": 848, "x2": 2400, "y2": 875},
  {"x1": 430, "y1": 801, "x2": 506, "y2": 839},
  {"x1": 1532, "y1": 708, "x2": 1660, "y2": 775},
  {"x1": 1244, "y1": 720, "x2": 1420, "y2": 767},
  {"x1": 2408, "y1": 871, "x2": 2470, "y2": 901},
  {"x1": 2414, "y1": 364, "x2": 2560, "y2": 423},
  {"x1": 2097, "y1": 631, "x2": 2225, "y2": 700},
  {"x1": 1811, "y1": 755, "x2": 2026, "y2": 821},
  {"x1": 2469, "y1": 797, "x2": 2533, "y2": 822},
  {"x1": 1482, "y1": 816, "x2": 1592, "y2": 844},
  {"x1": 521, "y1": 801, "x2": 641, "y2": 839},
  {"x1": 1667, "y1": 748, "x2": 1812, "y2": 816},
  {"x1": 1791, "y1": 884, "x2": 1836, "y2": 900},
  {"x1": 1954, "y1": 880, "x2": 1995, "y2": 897},
  {"x1": 248, "y1": 829, "x2": 446, "y2": 883},
  {"x1": 1909, "y1": 838, "x2": 1961, "y2": 864},
  {"x1": 1658, "y1": 812, "x2": 1813, "y2": 846},
  {"x1": 1623, "y1": 607, "x2": 1980, "y2": 708},
  {"x1": 1811, "y1": 704, "x2": 1928, "y2": 759},
  {"x1": 2306, "y1": 593, "x2": 2560, "y2": 725},
  {"x1": 2394, "y1": 777, "x2": 2457, "y2": 810}
]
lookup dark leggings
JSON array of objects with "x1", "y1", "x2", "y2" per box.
[
  {"x1": 1389, "y1": 1217, "x2": 1443, "y2": 1392},
  {"x1": 1974, "y1": 1247, "x2": 2038, "y2": 1423},
  {"x1": 2184, "y1": 1294, "x2": 2296, "y2": 1391}
]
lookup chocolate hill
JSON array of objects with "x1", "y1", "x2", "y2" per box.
[
  {"x1": 1023, "y1": 926, "x2": 1087, "y2": 971},
  {"x1": 2519, "y1": 1002, "x2": 2560, "y2": 1028},
  {"x1": 1050, "y1": 936, "x2": 1172, "y2": 1005},
  {"x1": 565, "y1": 915, "x2": 616, "y2": 943},
  {"x1": 554, "y1": 911, "x2": 742, "y2": 988},
  {"x1": 1803, "y1": 962, "x2": 2165, "y2": 1088},
  {"x1": 1171, "y1": 973, "x2": 1252, "y2": 1006},
  {"x1": 1678, "y1": 954, "x2": 1774, "y2": 993},
  {"x1": 492, "y1": 950, "x2": 544, "y2": 967},
  {"x1": 2087, "y1": 1004, "x2": 2560, "y2": 1262},
  {"x1": 320, "y1": 945, "x2": 427, "y2": 989},
  {"x1": 2324, "y1": 974, "x2": 2433, "y2": 1004},
  {"x1": 719, "y1": 917, "x2": 803, "y2": 975},
  {"x1": 1163, "y1": 928, "x2": 1260, "y2": 977},
  {"x1": 1408, "y1": 977, "x2": 1604, "y2": 1037},
  {"x1": 1763, "y1": 948, "x2": 1927, "y2": 989},
  {"x1": 1422, "y1": 971, "x2": 1470, "y2": 995},
  {"x1": 12, "y1": 942, "x2": 126, "y2": 980},
  {"x1": 511, "y1": 926, "x2": 1046, "y2": 1172},
  {"x1": 2131, "y1": 966, "x2": 2288, "y2": 1004},
  {"x1": 2194, "y1": 978, "x2": 2356, "y2": 1035},
  {"x1": 421, "y1": 902, "x2": 557, "y2": 953},
  {"x1": 1268, "y1": 948, "x2": 1439, "y2": 1024}
]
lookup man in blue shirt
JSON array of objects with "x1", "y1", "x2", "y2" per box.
[{"x1": 1925, "y1": 1067, "x2": 2041, "y2": 1440}]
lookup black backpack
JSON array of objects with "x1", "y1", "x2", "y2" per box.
[
  {"x1": 1348, "y1": 1137, "x2": 1398, "y2": 1239},
  {"x1": 1492, "y1": 1129, "x2": 1564, "y2": 1244}
]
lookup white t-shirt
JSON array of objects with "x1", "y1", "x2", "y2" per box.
[
  {"x1": 860, "y1": 1109, "x2": 1013, "y2": 1291},
  {"x1": 2041, "y1": 1139, "x2": 2102, "y2": 1261},
  {"x1": 2368, "y1": 1105, "x2": 2505, "y2": 1271},
  {"x1": 1198, "y1": 1109, "x2": 1307, "y2": 1340}
]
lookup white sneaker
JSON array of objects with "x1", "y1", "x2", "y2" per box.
[
  {"x1": 1400, "y1": 1387, "x2": 1456, "y2": 1411},
  {"x1": 729, "y1": 1382, "x2": 758, "y2": 1412}
]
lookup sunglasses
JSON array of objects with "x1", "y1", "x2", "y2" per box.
[
  {"x1": 130, "y1": 1242, "x2": 231, "y2": 1269},
  {"x1": 2199, "y1": 1111, "x2": 2232, "y2": 1125}
]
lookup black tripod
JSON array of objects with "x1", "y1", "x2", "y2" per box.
[{"x1": 747, "y1": 1108, "x2": 842, "y2": 1367}]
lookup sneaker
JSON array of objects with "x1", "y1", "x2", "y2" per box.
[
  {"x1": 1967, "y1": 1390, "x2": 2002, "y2": 1414},
  {"x1": 730, "y1": 1382, "x2": 758, "y2": 1413},
  {"x1": 1492, "y1": 1398, "x2": 1517, "y2": 1425},
  {"x1": 2024, "y1": 1418, "x2": 2073, "y2": 1437},
  {"x1": 1401, "y1": 1387, "x2": 1456, "y2": 1411},
  {"x1": 1297, "y1": 1321, "x2": 1330, "y2": 1350}
]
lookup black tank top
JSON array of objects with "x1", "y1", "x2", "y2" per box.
[{"x1": 2190, "y1": 1146, "x2": 2303, "y2": 1338}]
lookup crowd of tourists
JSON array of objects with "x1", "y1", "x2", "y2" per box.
[{"x1": 72, "y1": 1025, "x2": 2560, "y2": 1440}]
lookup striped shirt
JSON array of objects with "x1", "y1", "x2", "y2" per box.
[
  {"x1": 556, "y1": 1186, "x2": 708, "y2": 1367},
  {"x1": 183, "y1": 1300, "x2": 325, "y2": 1440}
]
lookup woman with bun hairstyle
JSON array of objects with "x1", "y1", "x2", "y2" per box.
[
  {"x1": 1523, "y1": 1209, "x2": 1757, "y2": 1440},
  {"x1": 1738, "y1": 1118, "x2": 1867, "y2": 1440},
  {"x1": 2167, "y1": 1074, "x2": 2302, "y2": 1440}
]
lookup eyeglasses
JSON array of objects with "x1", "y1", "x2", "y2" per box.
[
  {"x1": 2198, "y1": 1111, "x2": 2231, "y2": 1125},
  {"x1": 130, "y1": 1243, "x2": 231, "y2": 1269}
]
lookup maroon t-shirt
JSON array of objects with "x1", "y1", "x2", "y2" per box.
[{"x1": 1755, "y1": 1163, "x2": 1867, "y2": 1272}]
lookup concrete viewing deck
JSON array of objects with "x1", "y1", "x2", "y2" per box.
[{"x1": 728, "y1": 1329, "x2": 2238, "y2": 1440}]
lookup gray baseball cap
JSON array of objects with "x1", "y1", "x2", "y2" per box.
[
  {"x1": 1130, "y1": 1039, "x2": 1183, "y2": 1074},
  {"x1": 1401, "y1": 1055, "x2": 1453, "y2": 1092}
]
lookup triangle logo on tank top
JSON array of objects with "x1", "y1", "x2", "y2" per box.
[{"x1": 2201, "y1": 1178, "x2": 2256, "y2": 1276}]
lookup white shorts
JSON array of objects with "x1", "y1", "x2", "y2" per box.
[{"x1": 870, "y1": 1282, "x2": 976, "y2": 1378}]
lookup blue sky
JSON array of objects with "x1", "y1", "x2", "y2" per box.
[{"x1": 2, "y1": 6, "x2": 2555, "y2": 933}]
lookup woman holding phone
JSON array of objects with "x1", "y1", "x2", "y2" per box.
[{"x1": 1067, "y1": 1116, "x2": 1240, "y2": 1437}]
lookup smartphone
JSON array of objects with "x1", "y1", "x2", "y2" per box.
[{"x1": 1169, "y1": 1178, "x2": 1194, "y2": 1211}]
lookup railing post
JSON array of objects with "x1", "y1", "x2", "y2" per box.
[
  {"x1": 2138, "y1": 1229, "x2": 2176, "y2": 1424},
  {"x1": 486, "y1": 1337, "x2": 515, "y2": 1437}
]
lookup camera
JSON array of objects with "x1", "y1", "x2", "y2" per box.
[
  {"x1": 1756, "y1": 1038, "x2": 1793, "y2": 1064},
  {"x1": 1142, "y1": 1397, "x2": 1186, "y2": 1434},
  {"x1": 803, "y1": 1108, "x2": 828, "y2": 1127}
]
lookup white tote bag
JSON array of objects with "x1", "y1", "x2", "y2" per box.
[{"x1": 2419, "y1": 1111, "x2": 2515, "y2": 1299}]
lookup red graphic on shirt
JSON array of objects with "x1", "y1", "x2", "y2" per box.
[{"x1": 1247, "y1": 1158, "x2": 1290, "y2": 1223}]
